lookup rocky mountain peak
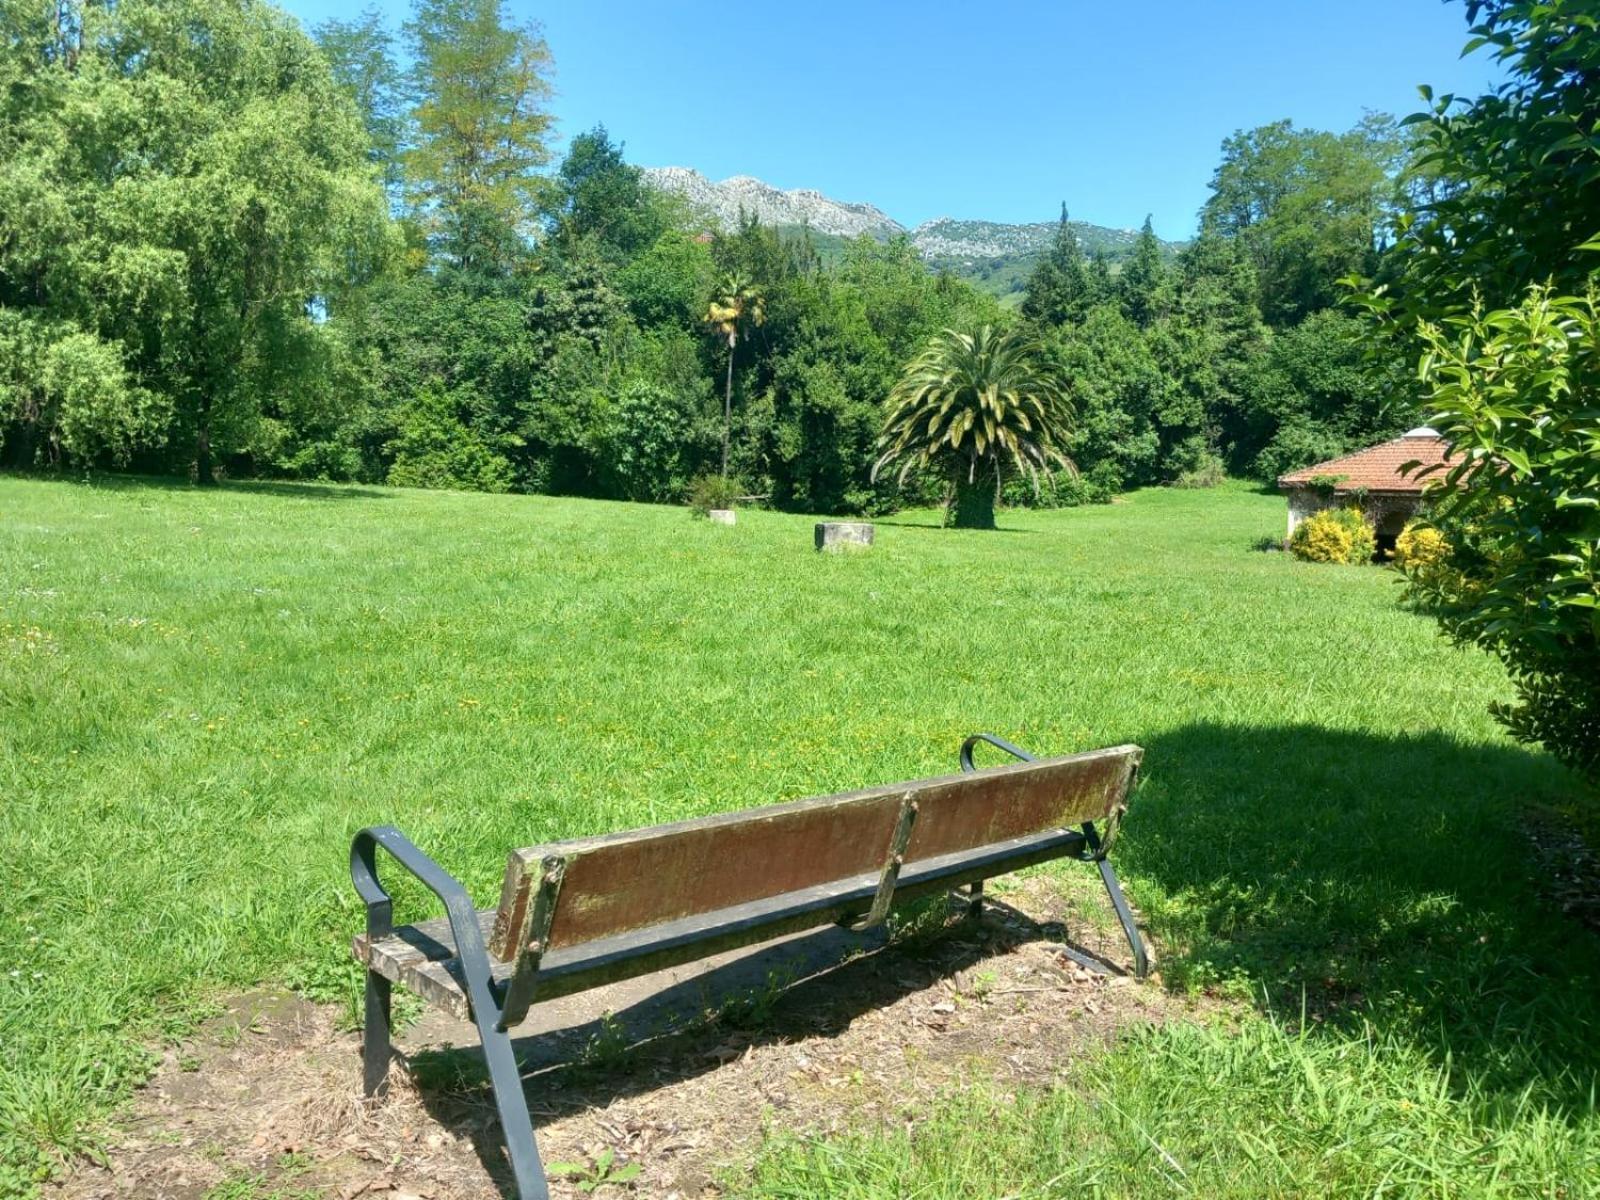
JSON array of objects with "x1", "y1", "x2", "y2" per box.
[{"x1": 641, "y1": 167, "x2": 904, "y2": 241}]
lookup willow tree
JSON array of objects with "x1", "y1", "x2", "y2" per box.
[
  {"x1": 0, "y1": 0, "x2": 392, "y2": 477},
  {"x1": 874, "y1": 325, "x2": 1075, "y2": 529},
  {"x1": 706, "y1": 272, "x2": 765, "y2": 478}
]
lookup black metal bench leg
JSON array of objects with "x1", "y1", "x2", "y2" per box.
[
  {"x1": 363, "y1": 970, "x2": 392, "y2": 1098},
  {"x1": 470, "y1": 1008, "x2": 549, "y2": 1200},
  {"x1": 1096, "y1": 858, "x2": 1149, "y2": 979}
]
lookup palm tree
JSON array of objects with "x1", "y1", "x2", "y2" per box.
[
  {"x1": 874, "y1": 325, "x2": 1075, "y2": 529},
  {"x1": 706, "y1": 272, "x2": 766, "y2": 478}
]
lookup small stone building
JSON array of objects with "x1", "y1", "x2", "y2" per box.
[{"x1": 1277, "y1": 427, "x2": 1456, "y2": 552}]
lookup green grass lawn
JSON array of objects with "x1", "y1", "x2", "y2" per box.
[{"x1": 2, "y1": 476, "x2": 1597, "y2": 1196}]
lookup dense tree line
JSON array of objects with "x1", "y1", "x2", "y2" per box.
[
  {"x1": 1, "y1": 0, "x2": 1421, "y2": 510},
  {"x1": 1013, "y1": 115, "x2": 1417, "y2": 501}
]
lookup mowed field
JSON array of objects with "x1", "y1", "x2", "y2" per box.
[{"x1": 2, "y1": 475, "x2": 1597, "y2": 1196}]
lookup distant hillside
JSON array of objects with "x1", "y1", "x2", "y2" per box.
[
  {"x1": 641, "y1": 166, "x2": 1185, "y2": 299},
  {"x1": 642, "y1": 167, "x2": 901, "y2": 240}
]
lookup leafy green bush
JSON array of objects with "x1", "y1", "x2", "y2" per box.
[
  {"x1": 1289, "y1": 507, "x2": 1375, "y2": 564},
  {"x1": 1352, "y1": 0, "x2": 1600, "y2": 783},
  {"x1": 1405, "y1": 288, "x2": 1600, "y2": 783},
  {"x1": 386, "y1": 386, "x2": 516, "y2": 494},
  {"x1": 1002, "y1": 463, "x2": 1117, "y2": 508},
  {"x1": 603, "y1": 379, "x2": 693, "y2": 503},
  {"x1": 685, "y1": 471, "x2": 743, "y2": 516},
  {"x1": 1172, "y1": 453, "x2": 1226, "y2": 489},
  {"x1": 1254, "y1": 420, "x2": 1349, "y2": 482}
]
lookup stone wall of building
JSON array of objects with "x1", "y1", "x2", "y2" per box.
[{"x1": 1283, "y1": 489, "x2": 1423, "y2": 544}]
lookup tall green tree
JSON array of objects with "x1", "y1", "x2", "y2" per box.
[
  {"x1": 875, "y1": 325, "x2": 1075, "y2": 529},
  {"x1": 545, "y1": 125, "x2": 668, "y2": 262},
  {"x1": 1021, "y1": 205, "x2": 1093, "y2": 328},
  {"x1": 1146, "y1": 234, "x2": 1267, "y2": 476},
  {"x1": 0, "y1": 0, "x2": 392, "y2": 477},
  {"x1": 1118, "y1": 216, "x2": 1166, "y2": 328},
  {"x1": 1374, "y1": 0, "x2": 1600, "y2": 313},
  {"x1": 404, "y1": 0, "x2": 553, "y2": 275},
  {"x1": 313, "y1": 7, "x2": 407, "y2": 204},
  {"x1": 1203, "y1": 116, "x2": 1403, "y2": 326},
  {"x1": 1238, "y1": 309, "x2": 1410, "y2": 479}
]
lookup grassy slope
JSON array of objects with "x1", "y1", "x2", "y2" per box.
[{"x1": 1, "y1": 477, "x2": 1596, "y2": 1194}]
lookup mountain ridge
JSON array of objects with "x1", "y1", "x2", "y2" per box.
[{"x1": 640, "y1": 166, "x2": 1182, "y2": 298}]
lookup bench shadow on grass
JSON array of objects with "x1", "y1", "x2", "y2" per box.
[
  {"x1": 1130, "y1": 721, "x2": 1600, "y2": 1113},
  {"x1": 404, "y1": 899, "x2": 1109, "y2": 1194}
]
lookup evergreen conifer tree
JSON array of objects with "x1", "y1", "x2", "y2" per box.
[
  {"x1": 1118, "y1": 216, "x2": 1166, "y2": 327},
  {"x1": 1021, "y1": 204, "x2": 1092, "y2": 328}
]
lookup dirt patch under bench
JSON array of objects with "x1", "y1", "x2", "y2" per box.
[{"x1": 48, "y1": 878, "x2": 1210, "y2": 1200}]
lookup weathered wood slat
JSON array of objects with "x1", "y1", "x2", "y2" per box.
[
  {"x1": 356, "y1": 824, "x2": 1094, "y2": 1023},
  {"x1": 488, "y1": 746, "x2": 1139, "y2": 959}
]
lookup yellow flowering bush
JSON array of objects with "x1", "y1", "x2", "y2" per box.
[
  {"x1": 1289, "y1": 507, "x2": 1376, "y2": 565},
  {"x1": 1392, "y1": 521, "x2": 1448, "y2": 572}
]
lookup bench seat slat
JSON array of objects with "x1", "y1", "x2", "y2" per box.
[{"x1": 355, "y1": 824, "x2": 1091, "y2": 1024}]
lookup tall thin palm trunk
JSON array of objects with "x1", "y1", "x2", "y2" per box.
[{"x1": 721, "y1": 333, "x2": 735, "y2": 478}]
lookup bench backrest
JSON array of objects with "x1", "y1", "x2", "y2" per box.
[{"x1": 488, "y1": 744, "x2": 1141, "y2": 961}]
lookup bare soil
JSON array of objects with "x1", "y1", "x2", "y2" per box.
[{"x1": 48, "y1": 880, "x2": 1208, "y2": 1200}]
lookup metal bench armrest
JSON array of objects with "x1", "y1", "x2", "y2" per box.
[
  {"x1": 350, "y1": 825, "x2": 551, "y2": 1198},
  {"x1": 958, "y1": 734, "x2": 1148, "y2": 978},
  {"x1": 960, "y1": 732, "x2": 1038, "y2": 770},
  {"x1": 351, "y1": 826, "x2": 481, "y2": 946}
]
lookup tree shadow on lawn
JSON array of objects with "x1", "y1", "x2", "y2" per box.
[
  {"x1": 57, "y1": 472, "x2": 393, "y2": 501},
  {"x1": 1130, "y1": 721, "x2": 1600, "y2": 1113},
  {"x1": 872, "y1": 518, "x2": 1038, "y2": 534},
  {"x1": 218, "y1": 479, "x2": 395, "y2": 502}
]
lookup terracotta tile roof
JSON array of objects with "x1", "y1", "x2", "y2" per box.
[{"x1": 1277, "y1": 431, "x2": 1457, "y2": 496}]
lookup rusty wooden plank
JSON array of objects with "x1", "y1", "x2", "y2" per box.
[
  {"x1": 488, "y1": 745, "x2": 1139, "y2": 957},
  {"x1": 489, "y1": 855, "x2": 532, "y2": 963},
  {"x1": 902, "y1": 748, "x2": 1137, "y2": 862},
  {"x1": 356, "y1": 823, "x2": 1094, "y2": 1023}
]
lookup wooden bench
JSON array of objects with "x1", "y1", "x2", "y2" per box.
[{"x1": 350, "y1": 734, "x2": 1147, "y2": 1199}]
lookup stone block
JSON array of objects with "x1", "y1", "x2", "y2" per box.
[{"x1": 815, "y1": 521, "x2": 874, "y2": 551}]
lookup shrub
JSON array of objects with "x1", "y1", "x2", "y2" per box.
[
  {"x1": 685, "y1": 471, "x2": 743, "y2": 517},
  {"x1": 604, "y1": 379, "x2": 692, "y2": 503},
  {"x1": 386, "y1": 386, "x2": 516, "y2": 494},
  {"x1": 1172, "y1": 454, "x2": 1226, "y2": 489},
  {"x1": 1399, "y1": 288, "x2": 1600, "y2": 782},
  {"x1": 1002, "y1": 463, "x2": 1118, "y2": 509},
  {"x1": 1290, "y1": 507, "x2": 1376, "y2": 565},
  {"x1": 1254, "y1": 421, "x2": 1350, "y2": 483},
  {"x1": 1392, "y1": 520, "x2": 1448, "y2": 573},
  {"x1": 1289, "y1": 511, "x2": 1352, "y2": 563}
]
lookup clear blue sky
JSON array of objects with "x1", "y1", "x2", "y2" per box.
[{"x1": 278, "y1": 0, "x2": 1503, "y2": 238}]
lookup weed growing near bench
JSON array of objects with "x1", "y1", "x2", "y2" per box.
[{"x1": 1, "y1": 475, "x2": 1596, "y2": 1195}]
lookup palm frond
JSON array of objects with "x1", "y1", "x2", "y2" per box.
[{"x1": 872, "y1": 324, "x2": 1077, "y2": 487}]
